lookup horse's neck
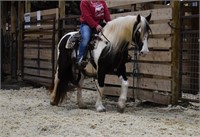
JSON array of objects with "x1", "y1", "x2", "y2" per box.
[{"x1": 103, "y1": 18, "x2": 134, "y2": 46}]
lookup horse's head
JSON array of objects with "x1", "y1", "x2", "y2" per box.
[{"x1": 132, "y1": 13, "x2": 152, "y2": 56}]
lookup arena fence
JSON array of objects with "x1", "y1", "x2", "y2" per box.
[{"x1": 179, "y1": 1, "x2": 199, "y2": 102}]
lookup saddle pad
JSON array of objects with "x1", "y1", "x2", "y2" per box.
[{"x1": 65, "y1": 31, "x2": 80, "y2": 49}]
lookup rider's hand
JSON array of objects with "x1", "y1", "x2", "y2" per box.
[{"x1": 96, "y1": 25, "x2": 103, "y2": 32}]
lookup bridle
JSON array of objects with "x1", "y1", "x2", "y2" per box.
[{"x1": 132, "y1": 23, "x2": 143, "y2": 51}]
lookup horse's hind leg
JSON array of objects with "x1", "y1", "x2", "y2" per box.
[
  {"x1": 95, "y1": 86, "x2": 106, "y2": 112},
  {"x1": 117, "y1": 76, "x2": 129, "y2": 113},
  {"x1": 77, "y1": 73, "x2": 87, "y2": 109},
  {"x1": 50, "y1": 71, "x2": 59, "y2": 106},
  {"x1": 95, "y1": 70, "x2": 106, "y2": 112}
]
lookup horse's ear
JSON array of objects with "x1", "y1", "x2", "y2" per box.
[
  {"x1": 146, "y1": 13, "x2": 151, "y2": 22},
  {"x1": 136, "y1": 14, "x2": 141, "y2": 23}
]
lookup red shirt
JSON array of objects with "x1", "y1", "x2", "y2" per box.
[{"x1": 80, "y1": 0, "x2": 111, "y2": 28}]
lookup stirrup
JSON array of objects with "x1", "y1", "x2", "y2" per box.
[{"x1": 76, "y1": 60, "x2": 88, "y2": 69}]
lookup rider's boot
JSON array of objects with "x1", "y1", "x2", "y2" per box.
[{"x1": 77, "y1": 56, "x2": 88, "y2": 69}]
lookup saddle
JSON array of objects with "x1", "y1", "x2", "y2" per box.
[{"x1": 65, "y1": 30, "x2": 101, "y2": 80}]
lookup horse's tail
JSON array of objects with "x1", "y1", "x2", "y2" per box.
[{"x1": 50, "y1": 34, "x2": 75, "y2": 105}]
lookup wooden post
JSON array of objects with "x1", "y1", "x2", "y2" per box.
[
  {"x1": 58, "y1": 1, "x2": 65, "y2": 40},
  {"x1": 18, "y1": 1, "x2": 24, "y2": 71},
  {"x1": 10, "y1": 1, "x2": 18, "y2": 79},
  {"x1": 59, "y1": 1, "x2": 65, "y2": 18},
  {"x1": 11, "y1": 1, "x2": 17, "y2": 33},
  {"x1": 25, "y1": 0, "x2": 31, "y2": 13},
  {"x1": 24, "y1": 1, "x2": 30, "y2": 76},
  {"x1": 171, "y1": 1, "x2": 180, "y2": 104},
  {"x1": 1, "y1": 1, "x2": 7, "y2": 33}
]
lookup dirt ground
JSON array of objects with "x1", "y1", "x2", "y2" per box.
[{"x1": 0, "y1": 86, "x2": 199, "y2": 137}]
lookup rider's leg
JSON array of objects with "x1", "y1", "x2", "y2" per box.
[{"x1": 78, "y1": 23, "x2": 92, "y2": 64}]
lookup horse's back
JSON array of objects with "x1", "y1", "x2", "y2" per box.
[{"x1": 58, "y1": 31, "x2": 79, "y2": 50}]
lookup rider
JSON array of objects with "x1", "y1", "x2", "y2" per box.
[{"x1": 77, "y1": 0, "x2": 111, "y2": 67}]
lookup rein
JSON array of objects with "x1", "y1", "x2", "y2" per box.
[
  {"x1": 100, "y1": 31, "x2": 111, "y2": 44},
  {"x1": 133, "y1": 28, "x2": 140, "y2": 77},
  {"x1": 133, "y1": 24, "x2": 141, "y2": 50},
  {"x1": 132, "y1": 19, "x2": 144, "y2": 77},
  {"x1": 133, "y1": 45, "x2": 139, "y2": 77}
]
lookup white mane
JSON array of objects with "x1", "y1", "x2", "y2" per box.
[{"x1": 100, "y1": 15, "x2": 148, "y2": 52}]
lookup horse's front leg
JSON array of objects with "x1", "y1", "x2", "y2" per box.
[
  {"x1": 117, "y1": 76, "x2": 129, "y2": 113},
  {"x1": 116, "y1": 63, "x2": 129, "y2": 113},
  {"x1": 77, "y1": 73, "x2": 87, "y2": 109}
]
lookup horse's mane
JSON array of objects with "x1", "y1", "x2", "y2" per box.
[{"x1": 100, "y1": 15, "x2": 151, "y2": 53}]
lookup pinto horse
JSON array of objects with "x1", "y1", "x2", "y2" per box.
[{"x1": 50, "y1": 13, "x2": 151, "y2": 112}]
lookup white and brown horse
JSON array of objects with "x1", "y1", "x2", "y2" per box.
[{"x1": 50, "y1": 13, "x2": 151, "y2": 112}]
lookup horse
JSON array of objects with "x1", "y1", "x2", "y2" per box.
[{"x1": 49, "y1": 13, "x2": 152, "y2": 113}]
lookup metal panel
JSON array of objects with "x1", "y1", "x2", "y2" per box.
[{"x1": 179, "y1": 1, "x2": 199, "y2": 102}]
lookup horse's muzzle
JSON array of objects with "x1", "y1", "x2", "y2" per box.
[{"x1": 139, "y1": 51, "x2": 149, "y2": 56}]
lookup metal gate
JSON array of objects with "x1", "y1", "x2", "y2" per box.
[
  {"x1": 1, "y1": 30, "x2": 18, "y2": 81},
  {"x1": 179, "y1": 1, "x2": 199, "y2": 102}
]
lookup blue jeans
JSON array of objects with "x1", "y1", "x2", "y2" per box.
[{"x1": 78, "y1": 23, "x2": 92, "y2": 62}]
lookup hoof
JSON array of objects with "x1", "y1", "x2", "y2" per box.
[
  {"x1": 117, "y1": 105, "x2": 125, "y2": 113},
  {"x1": 96, "y1": 105, "x2": 106, "y2": 112},
  {"x1": 97, "y1": 108, "x2": 106, "y2": 112},
  {"x1": 50, "y1": 101, "x2": 58, "y2": 106},
  {"x1": 117, "y1": 98, "x2": 126, "y2": 113},
  {"x1": 78, "y1": 104, "x2": 88, "y2": 109}
]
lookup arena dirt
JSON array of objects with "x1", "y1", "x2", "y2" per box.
[{"x1": 0, "y1": 86, "x2": 199, "y2": 137}]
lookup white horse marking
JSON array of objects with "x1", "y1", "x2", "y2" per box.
[
  {"x1": 95, "y1": 86, "x2": 106, "y2": 112},
  {"x1": 117, "y1": 76, "x2": 129, "y2": 112},
  {"x1": 140, "y1": 34, "x2": 149, "y2": 55}
]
